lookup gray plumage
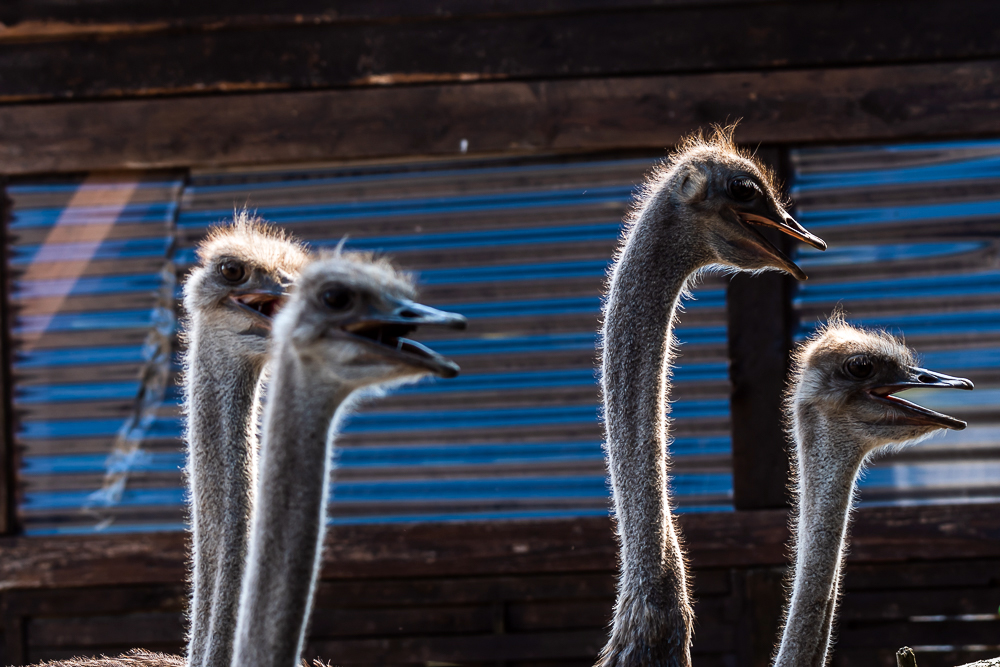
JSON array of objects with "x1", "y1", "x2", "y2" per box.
[
  {"x1": 777, "y1": 317, "x2": 972, "y2": 667},
  {"x1": 597, "y1": 127, "x2": 826, "y2": 667},
  {"x1": 10, "y1": 219, "x2": 308, "y2": 667},
  {"x1": 182, "y1": 214, "x2": 307, "y2": 667},
  {"x1": 232, "y1": 252, "x2": 464, "y2": 667}
]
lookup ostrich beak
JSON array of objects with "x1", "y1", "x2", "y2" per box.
[
  {"x1": 226, "y1": 275, "x2": 290, "y2": 333},
  {"x1": 341, "y1": 296, "x2": 466, "y2": 378},
  {"x1": 733, "y1": 198, "x2": 827, "y2": 281},
  {"x1": 869, "y1": 366, "x2": 974, "y2": 430},
  {"x1": 373, "y1": 295, "x2": 468, "y2": 331}
]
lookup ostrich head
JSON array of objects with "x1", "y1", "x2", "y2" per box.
[
  {"x1": 634, "y1": 126, "x2": 827, "y2": 279},
  {"x1": 790, "y1": 316, "x2": 973, "y2": 456},
  {"x1": 183, "y1": 212, "x2": 309, "y2": 363},
  {"x1": 277, "y1": 252, "x2": 467, "y2": 387}
]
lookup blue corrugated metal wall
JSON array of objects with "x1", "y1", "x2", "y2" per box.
[
  {"x1": 791, "y1": 140, "x2": 1000, "y2": 505},
  {"x1": 10, "y1": 141, "x2": 1000, "y2": 534},
  {"x1": 9, "y1": 156, "x2": 734, "y2": 534}
]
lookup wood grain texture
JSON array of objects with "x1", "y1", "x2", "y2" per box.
[
  {"x1": 727, "y1": 148, "x2": 796, "y2": 511},
  {"x1": 0, "y1": 503, "x2": 997, "y2": 590},
  {"x1": 3, "y1": 558, "x2": 999, "y2": 666},
  {"x1": 0, "y1": 0, "x2": 750, "y2": 27},
  {"x1": 4, "y1": 59, "x2": 1000, "y2": 175},
  {"x1": 1, "y1": 1, "x2": 997, "y2": 103}
]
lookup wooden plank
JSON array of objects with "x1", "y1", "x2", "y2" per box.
[
  {"x1": 0, "y1": 532, "x2": 188, "y2": 590},
  {"x1": 0, "y1": 504, "x2": 996, "y2": 590},
  {"x1": 27, "y1": 613, "x2": 184, "y2": 647},
  {"x1": 5, "y1": 59, "x2": 1000, "y2": 175},
  {"x1": 727, "y1": 147, "x2": 796, "y2": 511},
  {"x1": 312, "y1": 573, "x2": 617, "y2": 608},
  {"x1": 734, "y1": 567, "x2": 789, "y2": 667},
  {"x1": 843, "y1": 558, "x2": 1000, "y2": 590},
  {"x1": 1, "y1": 1, "x2": 998, "y2": 103},
  {"x1": 306, "y1": 629, "x2": 607, "y2": 663},
  {"x1": 838, "y1": 618, "x2": 1000, "y2": 648},
  {"x1": 0, "y1": 0, "x2": 808, "y2": 27},
  {"x1": 308, "y1": 605, "x2": 495, "y2": 638},
  {"x1": 840, "y1": 587, "x2": 1000, "y2": 620}
]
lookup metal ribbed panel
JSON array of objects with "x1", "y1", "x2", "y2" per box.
[
  {"x1": 790, "y1": 140, "x2": 1000, "y2": 506},
  {"x1": 178, "y1": 157, "x2": 734, "y2": 526},
  {"x1": 8, "y1": 156, "x2": 735, "y2": 534},
  {"x1": 7, "y1": 174, "x2": 184, "y2": 535}
]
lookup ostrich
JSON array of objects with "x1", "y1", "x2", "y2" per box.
[
  {"x1": 777, "y1": 318, "x2": 973, "y2": 667},
  {"x1": 597, "y1": 126, "x2": 827, "y2": 667},
  {"x1": 10, "y1": 218, "x2": 306, "y2": 667},
  {"x1": 231, "y1": 252, "x2": 466, "y2": 667},
  {"x1": 181, "y1": 214, "x2": 308, "y2": 667}
]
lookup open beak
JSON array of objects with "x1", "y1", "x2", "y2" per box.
[
  {"x1": 869, "y1": 366, "x2": 974, "y2": 430},
  {"x1": 734, "y1": 200, "x2": 827, "y2": 281},
  {"x1": 226, "y1": 277, "x2": 289, "y2": 334},
  {"x1": 339, "y1": 295, "x2": 466, "y2": 378}
]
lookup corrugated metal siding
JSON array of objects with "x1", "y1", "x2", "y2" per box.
[
  {"x1": 790, "y1": 140, "x2": 1000, "y2": 506},
  {"x1": 6, "y1": 174, "x2": 184, "y2": 535},
  {"x1": 8, "y1": 156, "x2": 735, "y2": 534}
]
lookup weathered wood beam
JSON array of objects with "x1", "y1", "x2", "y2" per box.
[
  {"x1": 727, "y1": 148, "x2": 796, "y2": 511},
  {"x1": 0, "y1": 503, "x2": 996, "y2": 591},
  {"x1": 0, "y1": 1, "x2": 996, "y2": 103},
  {"x1": 0, "y1": 0, "x2": 966, "y2": 31},
  {"x1": 2, "y1": 59, "x2": 1000, "y2": 176},
  {"x1": 0, "y1": 0, "x2": 731, "y2": 27}
]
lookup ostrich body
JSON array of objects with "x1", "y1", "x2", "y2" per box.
[
  {"x1": 231, "y1": 253, "x2": 466, "y2": 667},
  {"x1": 777, "y1": 319, "x2": 973, "y2": 667},
  {"x1": 182, "y1": 215, "x2": 307, "y2": 667},
  {"x1": 598, "y1": 128, "x2": 827, "y2": 667}
]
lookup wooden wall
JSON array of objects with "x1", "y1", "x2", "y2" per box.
[
  {"x1": 0, "y1": 1, "x2": 999, "y2": 174},
  {"x1": 2, "y1": 2, "x2": 1000, "y2": 666},
  {"x1": 0, "y1": 504, "x2": 998, "y2": 666}
]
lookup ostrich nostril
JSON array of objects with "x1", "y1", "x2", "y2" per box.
[
  {"x1": 918, "y1": 373, "x2": 937, "y2": 384},
  {"x1": 398, "y1": 309, "x2": 421, "y2": 319}
]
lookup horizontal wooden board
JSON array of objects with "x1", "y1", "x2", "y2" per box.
[
  {"x1": 0, "y1": 503, "x2": 998, "y2": 589},
  {"x1": 0, "y1": 1, "x2": 997, "y2": 103},
  {"x1": 0, "y1": 0, "x2": 865, "y2": 27},
  {"x1": 5, "y1": 59, "x2": 1000, "y2": 175}
]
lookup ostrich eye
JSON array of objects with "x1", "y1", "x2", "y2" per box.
[
  {"x1": 322, "y1": 288, "x2": 355, "y2": 312},
  {"x1": 219, "y1": 261, "x2": 246, "y2": 283},
  {"x1": 845, "y1": 354, "x2": 875, "y2": 380},
  {"x1": 728, "y1": 177, "x2": 760, "y2": 202}
]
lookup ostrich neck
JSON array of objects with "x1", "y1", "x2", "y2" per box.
[
  {"x1": 232, "y1": 344, "x2": 353, "y2": 667},
  {"x1": 184, "y1": 332, "x2": 263, "y2": 667},
  {"x1": 602, "y1": 214, "x2": 701, "y2": 604},
  {"x1": 775, "y1": 416, "x2": 864, "y2": 667}
]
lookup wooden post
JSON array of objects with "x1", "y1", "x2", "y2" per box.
[{"x1": 726, "y1": 147, "x2": 797, "y2": 511}]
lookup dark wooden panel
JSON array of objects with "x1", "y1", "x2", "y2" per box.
[
  {"x1": 734, "y1": 566, "x2": 788, "y2": 667},
  {"x1": 3, "y1": 559, "x2": 999, "y2": 667},
  {"x1": 727, "y1": 147, "x2": 796, "y2": 511},
  {"x1": 306, "y1": 629, "x2": 607, "y2": 664},
  {"x1": 0, "y1": 503, "x2": 997, "y2": 590},
  {"x1": 27, "y1": 613, "x2": 185, "y2": 648},
  {"x1": 5, "y1": 59, "x2": 1000, "y2": 175},
  {"x1": 1, "y1": 1, "x2": 998, "y2": 103},
  {"x1": 0, "y1": 0, "x2": 791, "y2": 26},
  {"x1": 840, "y1": 587, "x2": 1000, "y2": 620}
]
